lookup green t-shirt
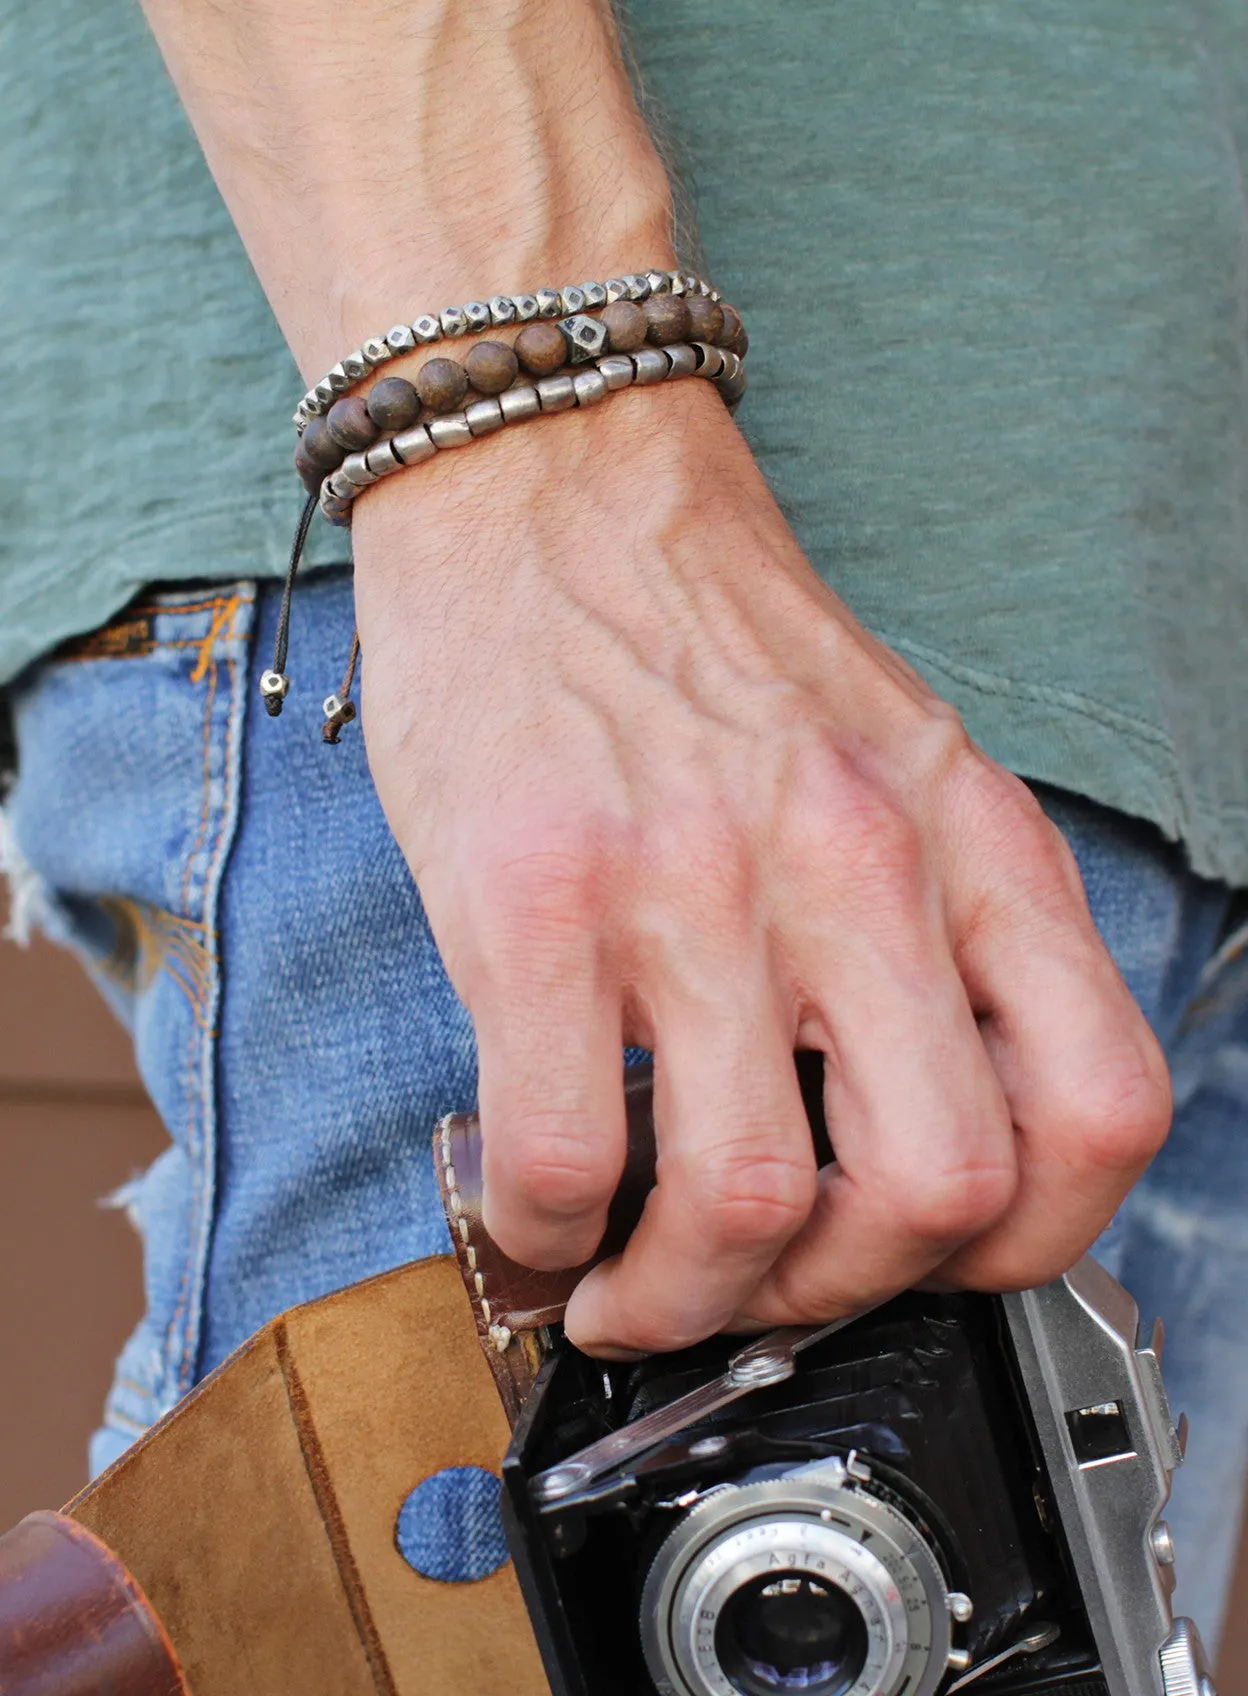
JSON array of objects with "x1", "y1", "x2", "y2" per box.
[{"x1": 3, "y1": 0, "x2": 1248, "y2": 881}]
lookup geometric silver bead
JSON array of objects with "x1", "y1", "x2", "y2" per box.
[
  {"x1": 560, "y1": 285, "x2": 587, "y2": 314},
  {"x1": 665, "y1": 343, "x2": 698, "y2": 379},
  {"x1": 428, "y1": 413, "x2": 474, "y2": 449},
  {"x1": 465, "y1": 397, "x2": 505, "y2": 436},
  {"x1": 440, "y1": 305, "x2": 469, "y2": 338},
  {"x1": 692, "y1": 342, "x2": 726, "y2": 380},
  {"x1": 558, "y1": 313, "x2": 609, "y2": 364},
  {"x1": 645, "y1": 270, "x2": 671, "y2": 296},
  {"x1": 667, "y1": 272, "x2": 686, "y2": 296},
  {"x1": 326, "y1": 364, "x2": 352, "y2": 394},
  {"x1": 489, "y1": 295, "x2": 517, "y2": 326},
  {"x1": 464, "y1": 301, "x2": 492, "y2": 333},
  {"x1": 709, "y1": 287, "x2": 722, "y2": 302},
  {"x1": 392, "y1": 423, "x2": 437, "y2": 465},
  {"x1": 341, "y1": 451, "x2": 380, "y2": 487},
  {"x1": 362, "y1": 336, "x2": 392, "y2": 366},
  {"x1": 632, "y1": 348, "x2": 670, "y2": 385},
  {"x1": 596, "y1": 354, "x2": 635, "y2": 391},
  {"x1": 412, "y1": 314, "x2": 443, "y2": 344},
  {"x1": 535, "y1": 373, "x2": 576, "y2": 412},
  {"x1": 499, "y1": 385, "x2": 541, "y2": 424},
  {"x1": 579, "y1": 281, "x2": 608, "y2": 309},
  {"x1": 327, "y1": 468, "x2": 357, "y2": 500},
  {"x1": 718, "y1": 349, "x2": 742, "y2": 383},
  {"x1": 625, "y1": 274, "x2": 651, "y2": 302},
  {"x1": 342, "y1": 349, "x2": 370, "y2": 382},
  {"x1": 511, "y1": 294, "x2": 540, "y2": 322},
  {"x1": 604, "y1": 278, "x2": 631, "y2": 303},
  {"x1": 314, "y1": 378, "x2": 338, "y2": 408},
  {"x1": 365, "y1": 439, "x2": 404, "y2": 476},
  {"x1": 387, "y1": 323, "x2": 417, "y2": 353},
  {"x1": 535, "y1": 288, "x2": 562, "y2": 319},
  {"x1": 683, "y1": 275, "x2": 699, "y2": 296},
  {"x1": 301, "y1": 389, "x2": 321, "y2": 417},
  {"x1": 572, "y1": 369, "x2": 608, "y2": 407}
]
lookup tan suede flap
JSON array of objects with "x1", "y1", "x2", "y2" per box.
[{"x1": 68, "y1": 1255, "x2": 550, "y2": 1696}]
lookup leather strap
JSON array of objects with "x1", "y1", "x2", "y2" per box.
[
  {"x1": 434, "y1": 1063, "x2": 657, "y2": 1421},
  {"x1": 0, "y1": 1510, "x2": 186, "y2": 1696}
]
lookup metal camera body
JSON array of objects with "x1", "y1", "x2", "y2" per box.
[{"x1": 502, "y1": 1256, "x2": 1214, "y2": 1696}]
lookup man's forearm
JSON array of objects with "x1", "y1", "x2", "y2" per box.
[{"x1": 137, "y1": 0, "x2": 676, "y2": 379}]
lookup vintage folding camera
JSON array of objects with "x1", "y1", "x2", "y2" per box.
[{"x1": 502, "y1": 1257, "x2": 1214, "y2": 1696}]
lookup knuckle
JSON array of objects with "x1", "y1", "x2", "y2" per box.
[
  {"x1": 886, "y1": 1154, "x2": 1018, "y2": 1243},
  {"x1": 785, "y1": 750, "x2": 926, "y2": 901},
  {"x1": 692, "y1": 1141, "x2": 818, "y2": 1248},
  {"x1": 1058, "y1": 1041, "x2": 1173, "y2": 1172},
  {"x1": 491, "y1": 1112, "x2": 620, "y2": 1219}
]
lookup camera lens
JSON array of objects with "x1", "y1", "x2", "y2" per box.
[{"x1": 714, "y1": 1574, "x2": 869, "y2": 1696}]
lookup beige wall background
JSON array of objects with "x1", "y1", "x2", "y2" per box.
[{"x1": 1, "y1": 925, "x2": 1245, "y2": 1685}]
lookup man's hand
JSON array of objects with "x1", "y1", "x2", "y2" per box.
[{"x1": 353, "y1": 378, "x2": 1171, "y2": 1357}]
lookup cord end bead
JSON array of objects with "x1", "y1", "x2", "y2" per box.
[
  {"x1": 322, "y1": 693, "x2": 358, "y2": 743},
  {"x1": 260, "y1": 670, "x2": 290, "y2": 716}
]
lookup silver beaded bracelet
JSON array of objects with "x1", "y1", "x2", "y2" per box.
[
  {"x1": 295, "y1": 268, "x2": 719, "y2": 430},
  {"x1": 313, "y1": 341, "x2": 745, "y2": 525}
]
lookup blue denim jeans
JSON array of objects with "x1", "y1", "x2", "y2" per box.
[{"x1": 5, "y1": 569, "x2": 1248, "y2": 1654}]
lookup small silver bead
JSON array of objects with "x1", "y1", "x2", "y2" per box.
[
  {"x1": 579, "y1": 281, "x2": 608, "y2": 309},
  {"x1": 412, "y1": 314, "x2": 442, "y2": 344},
  {"x1": 572, "y1": 369, "x2": 608, "y2": 408},
  {"x1": 499, "y1": 384, "x2": 541, "y2": 423},
  {"x1": 625, "y1": 273, "x2": 652, "y2": 302},
  {"x1": 489, "y1": 295, "x2": 517, "y2": 326},
  {"x1": 604, "y1": 277, "x2": 631, "y2": 303},
  {"x1": 392, "y1": 423, "x2": 437, "y2": 465},
  {"x1": 693, "y1": 342, "x2": 727, "y2": 380},
  {"x1": 465, "y1": 397, "x2": 505, "y2": 436},
  {"x1": 645, "y1": 270, "x2": 671, "y2": 296},
  {"x1": 314, "y1": 378, "x2": 337, "y2": 408},
  {"x1": 632, "y1": 348, "x2": 670, "y2": 385},
  {"x1": 362, "y1": 336, "x2": 392, "y2": 366},
  {"x1": 696, "y1": 278, "x2": 711, "y2": 297},
  {"x1": 511, "y1": 293, "x2": 540, "y2": 321},
  {"x1": 327, "y1": 469, "x2": 357, "y2": 500},
  {"x1": 559, "y1": 313, "x2": 609, "y2": 364},
  {"x1": 365, "y1": 439, "x2": 404, "y2": 476},
  {"x1": 536, "y1": 374, "x2": 577, "y2": 412},
  {"x1": 665, "y1": 343, "x2": 699, "y2": 379},
  {"x1": 323, "y1": 693, "x2": 346, "y2": 719},
  {"x1": 596, "y1": 354, "x2": 635, "y2": 392},
  {"x1": 535, "y1": 288, "x2": 562, "y2": 319},
  {"x1": 300, "y1": 390, "x2": 320, "y2": 416},
  {"x1": 684, "y1": 275, "x2": 700, "y2": 295},
  {"x1": 259, "y1": 670, "x2": 289, "y2": 702},
  {"x1": 342, "y1": 349, "x2": 370, "y2": 382},
  {"x1": 718, "y1": 349, "x2": 742, "y2": 383},
  {"x1": 293, "y1": 403, "x2": 311, "y2": 429},
  {"x1": 464, "y1": 301, "x2": 492, "y2": 333},
  {"x1": 428, "y1": 413, "x2": 474, "y2": 449},
  {"x1": 387, "y1": 323, "x2": 417, "y2": 353},
  {"x1": 667, "y1": 272, "x2": 686, "y2": 296},
  {"x1": 326, "y1": 364, "x2": 351, "y2": 394},
  {"x1": 440, "y1": 305, "x2": 468, "y2": 338},
  {"x1": 341, "y1": 451, "x2": 380, "y2": 488},
  {"x1": 710, "y1": 288, "x2": 723, "y2": 302},
  {"x1": 560, "y1": 285, "x2": 587, "y2": 314},
  {"x1": 718, "y1": 368, "x2": 748, "y2": 408}
]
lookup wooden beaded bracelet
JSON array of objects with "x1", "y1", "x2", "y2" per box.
[
  {"x1": 294, "y1": 268, "x2": 721, "y2": 430},
  {"x1": 296, "y1": 296, "x2": 746, "y2": 492},
  {"x1": 314, "y1": 340, "x2": 746, "y2": 526}
]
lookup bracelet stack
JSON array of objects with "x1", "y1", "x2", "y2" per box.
[{"x1": 269, "y1": 266, "x2": 749, "y2": 743}]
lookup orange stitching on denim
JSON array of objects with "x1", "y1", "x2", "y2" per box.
[
  {"x1": 179, "y1": 642, "x2": 220, "y2": 919},
  {"x1": 190, "y1": 595, "x2": 240, "y2": 686},
  {"x1": 128, "y1": 597, "x2": 238, "y2": 618}
]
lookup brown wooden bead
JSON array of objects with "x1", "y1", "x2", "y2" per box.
[
  {"x1": 514, "y1": 321, "x2": 568, "y2": 377},
  {"x1": 644, "y1": 294, "x2": 691, "y2": 346},
  {"x1": 294, "y1": 437, "x2": 325, "y2": 494},
  {"x1": 415, "y1": 356, "x2": 469, "y2": 413},
  {"x1": 685, "y1": 296, "x2": 725, "y2": 345},
  {"x1": 326, "y1": 394, "x2": 379, "y2": 451},
  {"x1": 715, "y1": 303, "x2": 747, "y2": 357},
  {"x1": 600, "y1": 300, "x2": 648, "y2": 353},
  {"x1": 300, "y1": 416, "x2": 345, "y2": 471},
  {"x1": 366, "y1": 376, "x2": 421, "y2": 431},
  {"x1": 465, "y1": 340, "x2": 520, "y2": 395}
]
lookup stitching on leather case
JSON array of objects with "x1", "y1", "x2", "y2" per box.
[{"x1": 437, "y1": 1116, "x2": 514, "y2": 1354}]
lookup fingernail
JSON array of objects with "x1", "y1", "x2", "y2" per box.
[{"x1": 572, "y1": 1341, "x2": 648, "y2": 1363}]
